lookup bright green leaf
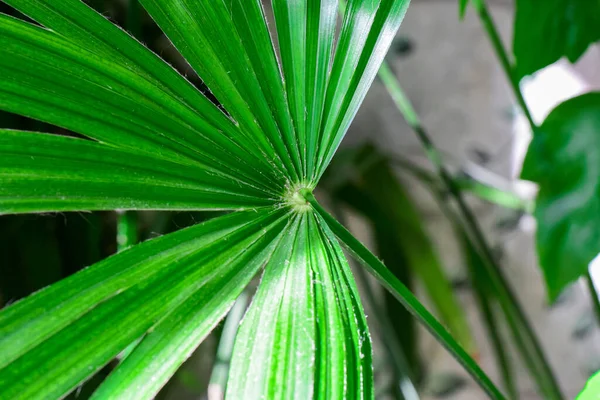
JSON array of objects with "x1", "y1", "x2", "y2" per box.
[
  {"x1": 0, "y1": 131, "x2": 275, "y2": 214},
  {"x1": 0, "y1": 14, "x2": 279, "y2": 189},
  {"x1": 136, "y1": 0, "x2": 300, "y2": 181},
  {"x1": 0, "y1": 209, "x2": 289, "y2": 398},
  {"x1": 513, "y1": 0, "x2": 600, "y2": 80},
  {"x1": 522, "y1": 92, "x2": 600, "y2": 301},
  {"x1": 227, "y1": 212, "x2": 373, "y2": 399},
  {"x1": 315, "y1": 0, "x2": 410, "y2": 181},
  {"x1": 303, "y1": 190, "x2": 506, "y2": 400},
  {"x1": 577, "y1": 370, "x2": 600, "y2": 400}
]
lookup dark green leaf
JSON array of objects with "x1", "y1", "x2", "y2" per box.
[
  {"x1": 522, "y1": 92, "x2": 600, "y2": 300},
  {"x1": 513, "y1": 0, "x2": 600, "y2": 79},
  {"x1": 227, "y1": 212, "x2": 373, "y2": 399}
]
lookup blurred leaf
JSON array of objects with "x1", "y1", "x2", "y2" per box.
[
  {"x1": 462, "y1": 234, "x2": 517, "y2": 399},
  {"x1": 227, "y1": 212, "x2": 373, "y2": 399},
  {"x1": 426, "y1": 373, "x2": 467, "y2": 398},
  {"x1": 0, "y1": 209, "x2": 289, "y2": 398},
  {"x1": 577, "y1": 370, "x2": 600, "y2": 400},
  {"x1": 522, "y1": 92, "x2": 600, "y2": 300},
  {"x1": 513, "y1": 0, "x2": 600, "y2": 80},
  {"x1": 458, "y1": 0, "x2": 469, "y2": 19}
]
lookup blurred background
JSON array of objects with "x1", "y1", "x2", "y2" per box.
[{"x1": 1, "y1": 0, "x2": 600, "y2": 399}]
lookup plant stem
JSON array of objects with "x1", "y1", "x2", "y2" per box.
[
  {"x1": 586, "y1": 270, "x2": 600, "y2": 325},
  {"x1": 302, "y1": 190, "x2": 506, "y2": 400},
  {"x1": 208, "y1": 291, "x2": 249, "y2": 400},
  {"x1": 378, "y1": 63, "x2": 562, "y2": 398},
  {"x1": 422, "y1": 176, "x2": 518, "y2": 398},
  {"x1": 470, "y1": 0, "x2": 536, "y2": 130}
]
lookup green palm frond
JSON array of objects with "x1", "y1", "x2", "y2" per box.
[{"x1": 0, "y1": 1, "x2": 505, "y2": 399}]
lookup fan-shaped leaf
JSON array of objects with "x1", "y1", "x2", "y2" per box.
[
  {"x1": 0, "y1": 131, "x2": 275, "y2": 214},
  {"x1": 0, "y1": 209, "x2": 290, "y2": 398},
  {"x1": 0, "y1": 14, "x2": 279, "y2": 190},
  {"x1": 136, "y1": 0, "x2": 300, "y2": 181}
]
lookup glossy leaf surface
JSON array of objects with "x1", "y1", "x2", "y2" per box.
[
  {"x1": 522, "y1": 92, "x2": 600, "y2": 300},
  {"x1": 227, "y1": 212, "x2": 373, "y2": 399},
  {"x1": 0, "y1": 209, "x2": 289, "y2": 398},
  {"x1": 0, "y1": 131, "x2": 274, "y2": 214},
  {"x1": 0, "y1": 0, "x2": 504, "y2": 398}
]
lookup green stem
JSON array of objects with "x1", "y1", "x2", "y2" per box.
[
  {"x1": 424, "y1": 179, "x2": 518, "y2": 398},
  {"x1": 473, "y1": 282, "x2": 518, "y2": 399},
  {"x1": 378, "y1": 63, "x2": 562, "y2": 399},
  {"x1": 208, "y1": 291, "x2": 249, "y2": 400},
  {"x1": 388, "y1": 155, "x2": 533, "y2": 212},
  {"x1": 302, "y1": 190, "x2": 506, "y2": 400},
  {"x1": 586, "y1": 270, "x2": 600, "y2": 325},
  {"x1": 471, "y1": 0, "x2": 536, "y2": 130}
]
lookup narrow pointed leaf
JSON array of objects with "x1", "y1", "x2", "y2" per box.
[
  {"x1": 0, "y1": 14, "x2": 277, "y2": 190},
  {"x1": 90, "y1": 222, "x2": 292, "y2": 399},
  {"x1": 315, "y1": 0, "x2": 410, "y2": 180},
  {"x1": 303, "y1": 191, "x2": 506, "y2": 400},
  {"x1": 227, "y1": 212, "x2": 373, "y2": 399},
  {"x1": 224, "y1": 0, "x2": 303, "y2": 179},
  {"x1": 137, "y1": 0, "x2": 300, "y2": 181},
  {"x1": 1, "y1": 0, "x2": 245, "y2": 139},
  {"x1": 272, "y1": 0, "x2": 339, "y2": 180},
  {"x1": 0, "y1": 209, "x2": 290, "y2": 398},
  {"x1": 0, "y1": 131, "x2": 274, "y2": 214}
]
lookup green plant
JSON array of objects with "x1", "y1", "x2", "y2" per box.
[
  {"x1": 0, "y1": 0, "x2": 506, "y2": 399},
  {"x1": 3, "y1": 0, "x2": 600, "y2": 398}
]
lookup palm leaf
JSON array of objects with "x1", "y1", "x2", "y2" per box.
[
  {"x1": 0, "y1": 0, "x2": 506, "y2": 398},
  {"x1": 0, "y1": 209, "x2": 289, "y2": 398},
  {"x1": 0, "y1": 131, "x2": 274, "y2": 214}
]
